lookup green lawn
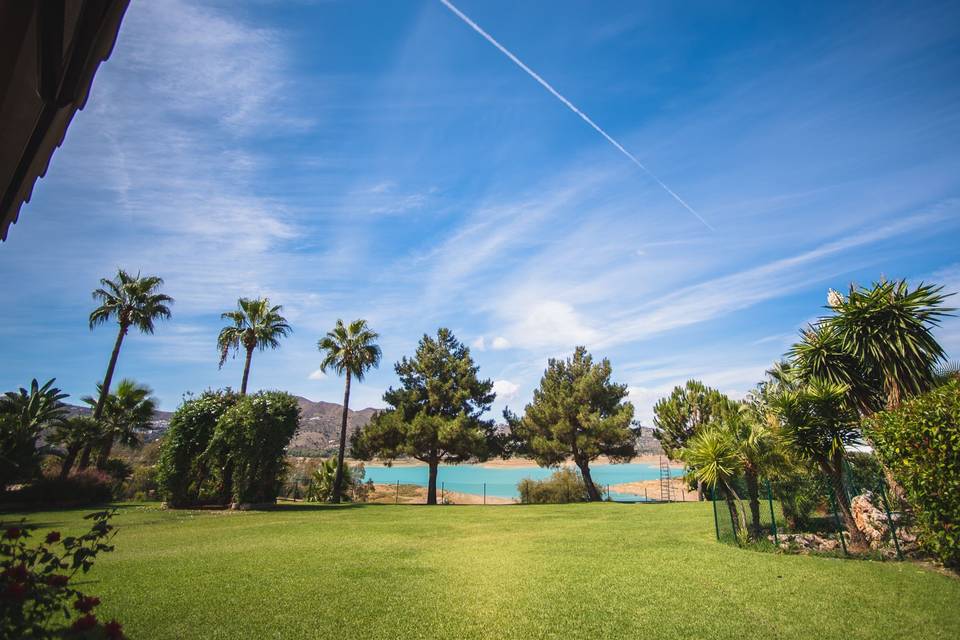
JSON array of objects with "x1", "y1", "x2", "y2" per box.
[{"x1": 5, "y1": 502, "x2": 959, "y2": 639}]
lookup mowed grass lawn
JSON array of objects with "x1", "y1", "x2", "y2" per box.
[{"x1": 5, "y1": 502, "x2": 959, "y2": 639}]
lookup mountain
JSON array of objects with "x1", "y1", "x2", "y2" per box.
[{"x1": 289, "y1": 396, "x2": 378, "y2": 454}]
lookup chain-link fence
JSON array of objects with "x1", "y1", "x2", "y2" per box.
[{"x1": 711, "y1": 468, "x2": 909, "y2": 559}]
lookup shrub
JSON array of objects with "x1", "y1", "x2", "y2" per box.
[
  {"x1": 156, "y1": 390, "x2": 238, "y2": 506},
  {"x1": 865, "y1": 379, "x2": 960, "y2": 567},
  {"x1": 2, "y1": 471, "x2": 114, "y2": 508},
  {"x1": 205, "y1": 392, "x2": 301, "y2": 505},
  {"x1": 517, "y1": 468, "x2": 594, "y2": 504},
  {"x1": 0, "y1": 510, "x2": 124, "y2": 639}
]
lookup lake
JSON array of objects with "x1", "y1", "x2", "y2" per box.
[{"x1": 361, "y1": 462, "x2": 676, "y2": 500}]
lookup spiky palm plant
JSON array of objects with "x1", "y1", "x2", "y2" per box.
[
  {"x1": 217, "y1": 297, "x2": 291, "y2": 395},
  {"x1": 823, "y1": 280, "x2": 953, "y2": 409},
  {"x1": 317, "y1": 319, "x2": 381, "y2": 503},
  {"x1": 769, "y1": 378, "x2": 866, "y2": 546},
  {"x1": 89, "y1": 270, "x2": 172, "y2": 422},
  {"x1": 0, "y1": 378, "x2": 69, "y2": 485},
  {"x1": 681, "y1": 427, "x2": 747, "y2": 539}
]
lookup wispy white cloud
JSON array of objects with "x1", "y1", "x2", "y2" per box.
[{"x1": 492, "y1": 379, "x2": 520, "y2": 401}]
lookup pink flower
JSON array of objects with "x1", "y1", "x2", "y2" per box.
[
  {"x1": 46, "y1": 574, "x2": 70, "y2": 588},
  {"x1": 45, "y1": 531, "x2": 61, "y2": 544},
  {"x1": 3, "y1": 527, "x2": 22, "y2": 539}
]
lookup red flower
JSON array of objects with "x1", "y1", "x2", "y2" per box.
[
  {"x1": 3, "y1": 563, "x2": 29, "y2": 582},
  {"x1": 2, "y1": 582, "x2": 27, "y2": 601},
  {"x1": 3, "y1": 527, "x2": 21, "y2": 539},
  {"x1": 74, "y1": 595, "x2": 101, "y2": 612},
  {"x1": 45, "y1": 531, "x2": 61, "y2": 544},
  {"x1": 104, "y1": 619, "x2": 125, "y2": 640},
  {"x1": 69, "y1": 613, "x2": 98, "y2": 633},
  {"x1": 46, "y1": 574, "x2": 70, "y2": 588}
]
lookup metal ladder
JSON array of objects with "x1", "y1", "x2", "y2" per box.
[{"x1": 659, "y1": 455, "x2": 673, "y2": 502}]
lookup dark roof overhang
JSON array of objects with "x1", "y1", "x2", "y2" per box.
[{"x1": 0, "y1": 0, "x2": 129, "y2": 241}]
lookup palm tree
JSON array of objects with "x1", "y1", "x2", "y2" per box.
[
  {"x1": 729, "y1": 400, "x2": 788, "y2": 538},
  {"x1": 770, "y1": 378, "x2": 866, "y2": 547},
  {"x1": 89, "y1": 270, "x2": 172, "y2": 422},
  {"x1": 82, "y1": 379, "x2": 157, "y2": 468},
  {"x1": 305, "y1": 458, "x2": 355, "y2": 502},
  {"x1": 217, "y1": 297, "x2": 291, "y2": 395},
  {"x1": 825, "y1": 280, "x2": 953, "y2": 409},
  {"x1": 51, "y1": 416, "x2": 102, "y2": 479},
  {"x1": 681, "y1": 427, "x2": 747, "y2": 540},
  {"x1": 317, "y1": 319, "x2": 381, "y2": 503}
]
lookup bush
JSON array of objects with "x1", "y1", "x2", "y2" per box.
[
  {"x1": 1, "y1": 510, "x2": 125, "y2": 639},
  {"x1": 1, "y1": 471, "x2": 114, "y2": 508},
  {"x1": 866, "y1": 379, "x2": 960, "y2": 567},
  {"x1": 205, "y1": 392, "x2": 301, "y2": 505},
  {"x1": 517, "y1": 468, "x2": 594, "y2": 504},
  {"x1": 156, "y1": 390, "x2": 238, "y2": 506}
]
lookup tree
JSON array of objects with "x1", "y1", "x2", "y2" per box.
[
  {"x1": 50, "y1": 417, "x2": 102, "y2": 480},
  {"x1": 824, "y1": 280, "x2": 953, "y2": 410},
  {"x1": 510, "y1": 346, "x2": 636, "y2": 502},
  {"x1": 770, "y1": 378, "x2": 867, "y2": 547},
  {"x1": 652, "y1": 380, "x2": 727, "y2": 499},
  {"x1": 317, "y1": 319, "x2": 381, "y2": 503},
  {"x1": 351, "y1": 328, "x2": 496, "y2": 505},
  {"x1": 80, "y1": 379, "x2": 156, "y2": 469},
  {"x1": 217, "y1": 298, "x2": 290, "y2": 395},
  {"x1": 726, "y1": 400, "x2": 788, "y2": 538},
  {"x1": 681, "y1": 427, "x2": 747, "y2": 540},
  {"x1": 89, "y1": 270, "x2": 172, "y2": 422},
  {"x1": 0, "y1": 378, "x2": 69, "y2": 487}
]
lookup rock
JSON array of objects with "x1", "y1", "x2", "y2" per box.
[{"x1": 851, "y1": 492, "x2": 890, "y2": 549}]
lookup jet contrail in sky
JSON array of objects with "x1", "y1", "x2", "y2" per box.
[{"x1": 438, "y1": 0, "x2": 714, "y2": 231}]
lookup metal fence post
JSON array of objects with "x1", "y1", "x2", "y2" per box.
[
  {"x1": 644, "y1": 488, "x2": 648, "y2": 502},
  {"x1": 395, "y1": 480, "x2": 399, "y2": 505},
  {"x1": 877, "y1": 483, "x2": 903, "y2": 560},
  {"x1": 442, "y1": 482, "x2": 445, "y2": 504},
  {"x1": 766, "y1": 479, "x2": 778, "y2": 544},
  {"x1": 827, "y1": 491, "x2": 848, "y2": 555},
  {"x1": 711, "y1": 487, "x2": 720, "y2": 541},
  {"x1": 483, "y1": 483, "x2": 486, "y2": 505}
]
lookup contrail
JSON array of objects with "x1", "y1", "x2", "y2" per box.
[{"x1": 438, "y1": 0, "x2": 714, "y2": 231}]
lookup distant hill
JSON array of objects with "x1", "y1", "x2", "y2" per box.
[
  {"x1": 61, "y1": 403, "x2": 174, "y2": 442},
  {"x1": 289, "y1": 396, "x2": 378, "y2": 454}
]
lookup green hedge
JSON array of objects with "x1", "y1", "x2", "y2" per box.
[{"x1": 866, "y1": 379, "x2": 960, "y2": 567}]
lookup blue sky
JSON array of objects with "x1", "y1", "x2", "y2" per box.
[{"x1": 2, "y1": 0, "x2": 959, "y2": 422}]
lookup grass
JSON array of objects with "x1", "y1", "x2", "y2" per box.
[{"x1": 4, "y1": 501, "x2": 959, "y2": 639}]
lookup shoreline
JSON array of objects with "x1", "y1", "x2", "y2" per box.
[{"x1": 345, "y1": 454, "x2": 683, "y2": 471}]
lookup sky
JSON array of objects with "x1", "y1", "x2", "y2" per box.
[{"x1": 2, "y1": 0, "x2": 959, "y2": 423}]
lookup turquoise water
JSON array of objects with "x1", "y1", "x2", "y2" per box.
[{"x1": 361, "y1": 462, "x2": 673, "y2": 500}]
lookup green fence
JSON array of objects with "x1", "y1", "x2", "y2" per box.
[{"x1": 711, "y1": 473, "x2": 907, "y2": 559}]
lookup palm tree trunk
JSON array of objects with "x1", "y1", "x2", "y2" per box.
[
  {"x1": 822, "y1": 455, "x2": 866, "y2": 547},
  {"x1": 240, "y1": 346, "x2": 254, "y2": 395},
  {"x1": 81, "y1": 324, "x2": 127, "y2": 469},
  {"x1": 331, "y1": 371, "x2": 351, "y2": 504},
  {"x1": 95, "y1": 437, "x2": 115, "y2": 468},
  {"x1": 59, "y1": 445, "x2": 80, "y2": 480},
  {"x1": 93, "y1": 324, "x2": 127, "y2": 421},
  {"x1": 427, "y1": 460, "x2": 439, "y2": 505}
]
